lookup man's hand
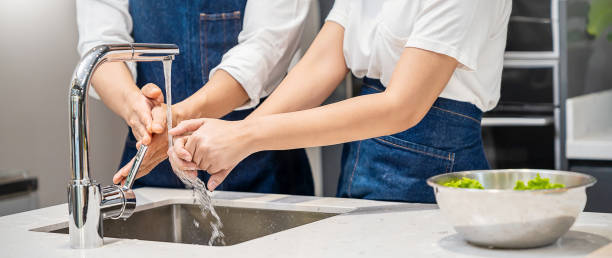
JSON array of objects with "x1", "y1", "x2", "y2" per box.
[
  {"x1": 113, "y1": 101, "x2": 191, "y2": 185},
  {"x1": 121, "y1": 83, "x2": 166, "y2": 147},
  {"x1": 113, "y1": 128, "x2": 169, "y2": 184},
  {"x1": 113, "y1": 83, "x2": 167, "y2": 185},
  {"x1": 168, "y1": 118, "x2": 254, "y2": 190}
]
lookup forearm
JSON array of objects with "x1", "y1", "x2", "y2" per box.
[
  {"x1": 245, "y1": 92, "x2": 413, "y2": 151},
  {"x1": 90, "y1": 62, "x2": 140, "y2": 120},
  {"x1": 174, "y1": 69, "x2": 249, "y2": 121},
  {"x1": 248, "y1": 21, "x2": 348, "y2": 119},
  {"x1": 244, "y1": 47, "x2": 458, "y2": 152}
]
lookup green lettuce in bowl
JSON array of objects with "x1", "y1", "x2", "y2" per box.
[
  {"x1": 442, "y1": 174, "x2": 565, "y2": 190},
  {"x1": 442, "y1": 177, "x2": 484, "y2": 189},
  {"x1": 514, "y1": 174, "x2": 565, "y2": 190}
]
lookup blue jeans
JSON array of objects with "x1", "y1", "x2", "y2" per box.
[
  {"x1": 122, "y1": 0, "x2": 314, "y2": 195},
  {"x1": 337, "y1": 78, "x2": 490, "y2": 203}
]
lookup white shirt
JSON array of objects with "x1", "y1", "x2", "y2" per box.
[
  {"x1": 76, "y1": 0, "x2": 313, "y2": 109},
  {"x1": 326, "y1": 0, "x2": 512, "y2": 111}
]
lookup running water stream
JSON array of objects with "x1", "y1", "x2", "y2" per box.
[{"x1": 162, "y1": 59, "x2": 226, "y2": 246}]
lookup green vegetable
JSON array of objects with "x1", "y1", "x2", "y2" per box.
[
  {"x1": 442, "y1": 177, "x2": 484, "y2": 189},
  {"x1": 441, "y1": 174, "x2": 565, "y2": 190},
  {"x1": 513, "y1": 174, "x2": 565, "y2": 190}
]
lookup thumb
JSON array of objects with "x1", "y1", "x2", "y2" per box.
[
  {"x1": 141, "y1": 83, "x2": 164, "y2": 103},
  {"x1": 173, "y1": 136, "x2": 192, "y2": 161},
  {"x1": 113, "y1": 158, "x2": 133, "y2": 184},
  {"x1": 169, "y1": 118, "x2": 206, "y2": 136}
]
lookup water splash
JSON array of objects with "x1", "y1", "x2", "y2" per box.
[
  {"x1": 162, "y1": 59, "x2": 225, "y2": 246},
  {"x1": 193, "y1": 219, "x2": 199, "y2": 228}
]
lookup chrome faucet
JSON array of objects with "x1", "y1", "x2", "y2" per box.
[{"x1": 68, "y1": 43, "x2": 179, "y2": 249}]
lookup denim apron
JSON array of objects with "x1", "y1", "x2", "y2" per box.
[
  {"x1": 121, "y1": 0, "x2": 314, "y2": 195},
  {"x1": 338, "y1": 78, "x2": 490, "y2": 203}
]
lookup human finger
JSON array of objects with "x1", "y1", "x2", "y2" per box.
[
  {"x1": 113, "y1": 158, "x2": 134, "y2": 184},
  {"x1": 151, "y1": 105, "x2": 166, "y2": 134},
  {"x1": 141, "y1": 83, "x2": 163, "y2": 103},
  {"x1": 207, "y1": 169, "x2": 231, "y2": 191},
  {"x1": 172, "y1": 136, "x2": 191, "y2": 161},
  {"x1": 168, "y1": 119, "x2": 206, "y2": 136}
]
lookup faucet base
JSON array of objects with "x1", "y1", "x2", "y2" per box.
[
  {"x1": 68, "y1": 181, "x2": 103, "y2": 249},
  {"x1": 101, "y1": 185, "x2": 137, "y2": 219}
]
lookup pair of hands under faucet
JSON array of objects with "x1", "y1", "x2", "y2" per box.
[
  {"x1": 94, "y1": 61, "x2": 254, "y2": 191},
  {"x1": 112, "y1": 83, "x2": 170, "y2": 186},
  {"x1": 113, "y1": 83, "x2": 252, "y2": 191}
]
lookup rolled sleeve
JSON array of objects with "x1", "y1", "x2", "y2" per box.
[
  {"x1": 404, "y1": 0, "x2": 489, "y2": 71},
  {"x1": 325, "y1": 0, "x2": 350, "y2": 28},
  {"x1": 76, "y1": 0, "x2": 136, "y2": 98},
  {"x1": 209, "y1": 0, "x2": 311, "y2": 110}
]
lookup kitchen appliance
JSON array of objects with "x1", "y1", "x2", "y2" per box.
[
  {"x1": 505, "y1": 0, "x2": 559, "y2": 59},
  {"x1": 484, "y1": 0, "x2": 562, "y2": 170},
  {"x1": 488, "y1": 60, "x2": 558, "y2": 116},
  {"x1": 483, "y1": 60, "x2": 560, "y2": 169},
  {"x1": 427, "y1": 169, "x2": 596, "y2": 249}
]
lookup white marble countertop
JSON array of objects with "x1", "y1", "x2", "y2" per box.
[{"x1": 2, "y1": 187, "x2": 612, "y2": 258}]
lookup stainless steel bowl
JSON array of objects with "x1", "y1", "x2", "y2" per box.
[{"x1": 427, "y1": 169, "x2": 596, "y2": 249}]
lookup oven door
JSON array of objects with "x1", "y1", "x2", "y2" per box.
[
  {"x1": 482, "y1": 59, "x2": 560, "y2": 170},
  {"x1": 482, "y1": 125, "x2": 555, "y2": 169},
  {"x1": 505, "y1": 0, "x2": 559, "y2": 59},
  {"x1": 485, "y1": 59, "x2": 558, "y2": 119}
]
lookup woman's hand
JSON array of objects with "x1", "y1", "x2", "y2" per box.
[
  {"x1": 121, "y1": 83, "x2": 166, "y2": 147},
  {"x1": 168, "y1": 118, "x2": 255, "y2": 190},
  {"x1": 167, "y1": 142, "x2": 198, "y2": 179}
]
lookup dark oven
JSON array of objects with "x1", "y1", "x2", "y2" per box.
[
  {"x1": 505, "y1": 0, "x2": 558, "y2": 58},
  {"x1": 487, "y1": 60, "x2": 558, "y2": 117},
  {"x1": 482, "y1": 0, "x2": 560, "y2": 170},
  {"x1": 482, "y1": 60, "x2": 560, "y2": 170}
]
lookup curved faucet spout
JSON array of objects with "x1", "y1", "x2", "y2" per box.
[
  {"x1": 68, "y1": 43, "x2": 178, "y2": 249},
  {"x1": 70, "y1": 43, "x2": 178, "y2": 182}
]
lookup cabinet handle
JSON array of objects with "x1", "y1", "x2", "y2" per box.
[{"x1": 481, "y1": 117, "x2": 554, "y2": 127}]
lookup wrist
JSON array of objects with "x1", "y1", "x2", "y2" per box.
[
  {"x1": 174, "y1": 91, "x2": 210, "y2": 121},
  {"x1": 172, "y1": 100, "x2": 195, "y2": 126},
  {"x1": 238, "y1": 118, "x2": 264, "y2": 154},
  {"x1": 119, "y1": 86, "x2": 141, "y2": 121}
]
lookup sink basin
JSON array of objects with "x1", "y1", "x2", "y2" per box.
[{"x1": 44, "y1": 203, "x2": 339, "y2": 246}]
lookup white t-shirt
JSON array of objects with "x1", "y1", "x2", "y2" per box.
[
  {"x1": 326, "y1": 0, "x2": 512, "y2": 111},
  {"x1": 76, "y1": 0, "x2": 316, "y2": 109}
]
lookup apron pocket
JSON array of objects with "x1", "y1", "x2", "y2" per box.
[
  {"x1": 199, "y1": 10, "x2": 242, "y2": 84},
  {"x1": 374, "y1": 135, "x2": 455, "y2": 164},
  {"x1": 372, "y1": 135, "x2": 456, "y2": 181},
  {"x1": 343, "y1": 135, "x2": 455, "y2": 202}
]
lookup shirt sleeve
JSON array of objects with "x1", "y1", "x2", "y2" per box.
[
  {"x1": 404, "y1": 0, "x2": 493, "y2": 71},
  {"x1": 76, "y1": 0, "x2": 136, "y2": 99},
  {"x1": 325, "y1": 0, "x2": 350, "y2": 28},
  {"x1": 208, "y1": 0, "x2": 311, "y2": 110}
]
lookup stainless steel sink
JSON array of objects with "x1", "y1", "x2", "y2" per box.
[{"x1": 46, "y1": 204, "x2": 339, "y2": 246}]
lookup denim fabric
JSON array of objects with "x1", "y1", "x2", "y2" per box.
[
  {"x1": 337, "y1": 78, "x2": 490, "y2": 203},
  {"x1": 122, "y1": 0, "x2": 314, "y2": 195}
]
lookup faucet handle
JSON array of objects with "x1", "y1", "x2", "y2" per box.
[
  {"x1": 100, "y1": 144, "x2": 147, "y2": 220},
  {"x1": 123, "y1": 145, "x2": 148, "y2": 189}
]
